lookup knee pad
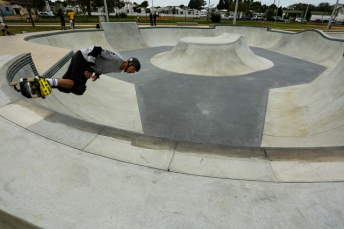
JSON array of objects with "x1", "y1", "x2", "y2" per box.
[
  {"x1": 71, "y1": 85, "x2": 87, "y2": 95},
  {"x1": 57, "y1": 87, "x2": 71, "y2": 94},
  {"x1": 4, "y1": 25, "x2": 8, "y2": 29},
  {"x1": 1, "y1": 29, "x2": 4, "y2": 32}
]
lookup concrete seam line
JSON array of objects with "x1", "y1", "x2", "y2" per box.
[
  {"x1": 263, "y1": 147, "x2": 278, "y2": 183},
  {"x1": 168, "y1": 140, "x2": 179, "y2": 171}
]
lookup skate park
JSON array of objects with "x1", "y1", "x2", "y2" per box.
[{"x1": 1, "y1": 22, "x2": 344, "y2": 228}]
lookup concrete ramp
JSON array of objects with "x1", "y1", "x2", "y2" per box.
[
  {"x1": 262, "y1": 56, "x2": 344, "y2": 147},
  {"x1": 101, "y1": 22, "x2": 148, "y2": 51},
  {"x1": 26, "y1": 30, "x2": 114, "y2": 51},
  {"x1": 141, "y1": 27, "x2": 216, "y2": 47},
  {"x1": 151, "y1": 33, "x2": 273, "y2": 76},
  {"x1": 32, "y1": 64, "x2": 143, "y2": 133},
  {"x1": 268, "y1": 30, "x2": 344, "y2": 66}
]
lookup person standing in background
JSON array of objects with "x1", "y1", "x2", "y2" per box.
[
  {"x1": 153, "y1": 12, "x2": 157, "y2": 26},
  {"x1": 0, "y1": 16, "x2": 14, "y2": 36},
  {"x1": 58, "y1": 11, "x2": 66, "y2": 30},
  {"x1": 68, "y1": 10, "x2": 75, "y2": 29},
  {"x1": 149, "y1": 12, "x2": 153, "y2": 26}
]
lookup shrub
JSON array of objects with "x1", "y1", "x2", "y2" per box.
[
  {"x1": 119, "y1": 12, "x2": 127, "y2": 18},
  {"x1": 210, "y1": 12, "x2": 221, "y2": 23}
]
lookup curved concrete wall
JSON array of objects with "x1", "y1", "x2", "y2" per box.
[
  {"x1": 25, "y1": 29, "x2": 114, "y2": 51},
  {"x1": 1, "y1": 24, "x2": 344, "y2": 229},
  {"x1": 24, "y1": 24, "x2": 344, "y2": 148}
]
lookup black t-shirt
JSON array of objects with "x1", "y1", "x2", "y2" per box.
[{"x1": 58, "y1": 13, "x2": 64, "y2": 21}]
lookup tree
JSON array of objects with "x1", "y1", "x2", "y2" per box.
[
  {"x1": 139, "y1": 1, "x2": 149, "y2": 8},
  {"x1": 217, "y1": 0, "x2": 225, "y2": 10},
  {"x1": 268, "y1": 3, "x2": 277, "y2": 10},
  {"x1": 194, "y1": 0, "x2": 206, "y2": 9},
  {"x1": 261, "y1": 4, "x2": 268, "y2": 12},
  {"x1": 228, "y1": 2, "x2": 235, "y2": 12},
  {"x1": 239, "y1": 2, "x2": 249, "y2": 14},
  {"x1": 179, "y1": 4, "x2": 185, "y2": 9},
  {"x1": 316, "y1": 2, "x2": 332, "y2": 12},
  {"x1": 188, "y1": 0, "x2": 195, "y2": 9},
  {"x1": 265, "y1": 8, "x2": 274, "y2": 19},
  {"x1": 31, "y1": 0, "x2": 45, "y2": 11},
  {"x1": 224, "y1": 0, "x2": 230, "y2": 9},
  {"x1": 188, "y1": 0, "x2": 206, "y2": 9},
  {"x1": 277, "y1": 6, "x2": 282, "y2": 16},
  {"x1": 250, "y1": 1, "x2": 262, "y2": 13},
  {"x1": 77, "y1": 0, "x2": 92, "y2": 16},
  {"x1": 114, "y1": 0, "x2": 125, "y2": 12}
]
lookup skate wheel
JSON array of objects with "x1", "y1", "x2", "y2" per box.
[
  {"x1": 28, "y1": 78, "x2": 35, "y2": 82},
  {"x1": 10, "y1": 82, "x2": 17, "y2": 86},
  {"x1": 31, "y1": 94, "x2": 39, "y2": 98}
]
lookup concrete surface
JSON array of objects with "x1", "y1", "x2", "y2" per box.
[
  {"x1": 1, "y1": 23, "x2": 344, "y2": 228},
  {"x1": 151, "y1": 33, "x2": 273, "y2": 76}
]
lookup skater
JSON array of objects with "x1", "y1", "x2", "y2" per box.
[
  {"x1": 46, "y1": 46, "x2": 141, "y2": 96},
  {"x1": 137, "y1": 15, "x2": 140, "y2": 24},
  {"x1": 149, "y1": 12, "x2": 153, "y2": 26},
  {"x1": 153, "y1": 12, "x2": 157, "y2": 26}
]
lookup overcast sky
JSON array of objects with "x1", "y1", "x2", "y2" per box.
[{"x1": 148, "y1": 0, "x2": 339, "y2": 8}]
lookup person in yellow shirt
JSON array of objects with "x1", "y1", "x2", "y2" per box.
[{"x1": 67, "y1": 10, "x2": 75, "y2": 29}]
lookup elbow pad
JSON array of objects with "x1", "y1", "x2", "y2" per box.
[{"x1": 87, "y1": 46, "x2": 102, "y2": 57}]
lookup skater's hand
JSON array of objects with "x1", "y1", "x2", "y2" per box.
[
  {"x1": 84, "y1": 71, "x2": 93, "y2": 79},
  {"x1": 91, "y1": 75, "x2": 99, "y2": 82}
]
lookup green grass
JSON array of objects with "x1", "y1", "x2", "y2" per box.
[
  {"x1": 4, "y1": 15, "x2": 343, "y2": 35},
  {"x1": 7, "y1": 26, "x2": 96, "y2": 34}
]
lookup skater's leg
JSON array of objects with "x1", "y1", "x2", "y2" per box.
[
  {"x1": 57, "y1": 79, "x2": 74, "y2": 89},
  {"x1": 55, "y1": 50, "x2": 88, "y2": 94}
]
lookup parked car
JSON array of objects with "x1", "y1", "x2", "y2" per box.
[
  {"x1": 252, "y1": 16, "x2": 264, "y2": 21},
  {"x1": 199, "y1": 13, "x2": 207, "y2": 18},
  {"x1": 311, "y1": 19, "x2": 322, "y2": 23},
  {"x1": 193, "y1": 14, "x2": 200, "y2": 19},
  {"x1": 240, "y1": 15, "x2": 251, "y2": 21},
  {"x1": 221, "y1": 14, "x2": 230, "y2": 20},
  {"x1": 294, "y1": 18, "x2": 305, "y2": 23},
  {"x1": 38, "y1": 11, "x2": 55, "y2": 18},
  {"x1": 272, "y1": 16, "x2": 285, "y2": 22}
]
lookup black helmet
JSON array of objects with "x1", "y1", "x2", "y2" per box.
[{"x1": 127, "y1": 57, "x2": 141, "y2": 72}]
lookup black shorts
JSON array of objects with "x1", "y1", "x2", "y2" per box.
[
  {"x1": 62, "y1": 50, "x2": 88, "y2": 87},
  {"x1": 61, "y1": 20, "x2": 65, "y2": 26}
]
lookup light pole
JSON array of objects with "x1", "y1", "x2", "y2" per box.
[
  {"x1": 325, "y1": 0, "x2": 339, "y2": 32},
  {"x1": 208, "y1": 0, "x2": 210, "y2": 19},
  {"x1": 103, "y1": 0, "x2": 109, "y2": 22},
  {"x1": 302, "y1": 4, "x2": 309, "y2": 23},
  {"x1": 273, "y1": 0, "x2": 280, "y2": 27},
  {"x1": 233, "y1": 0, "x2": 238, "y2": 25}
]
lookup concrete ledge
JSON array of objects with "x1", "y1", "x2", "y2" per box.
[
  {"x1": 0, "y1": 209, "x2": 42, "y2": 229},
  {"x1": 176, "y1": 22, "x2": 198, "y2": 26}
]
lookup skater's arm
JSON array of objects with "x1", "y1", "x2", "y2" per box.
[
  {"x1": 91, "y1": 75, "x2": 99, "y2": 82},
  {"x1": 85, "y1": 71, "x2": 100, "y2": 82}
]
